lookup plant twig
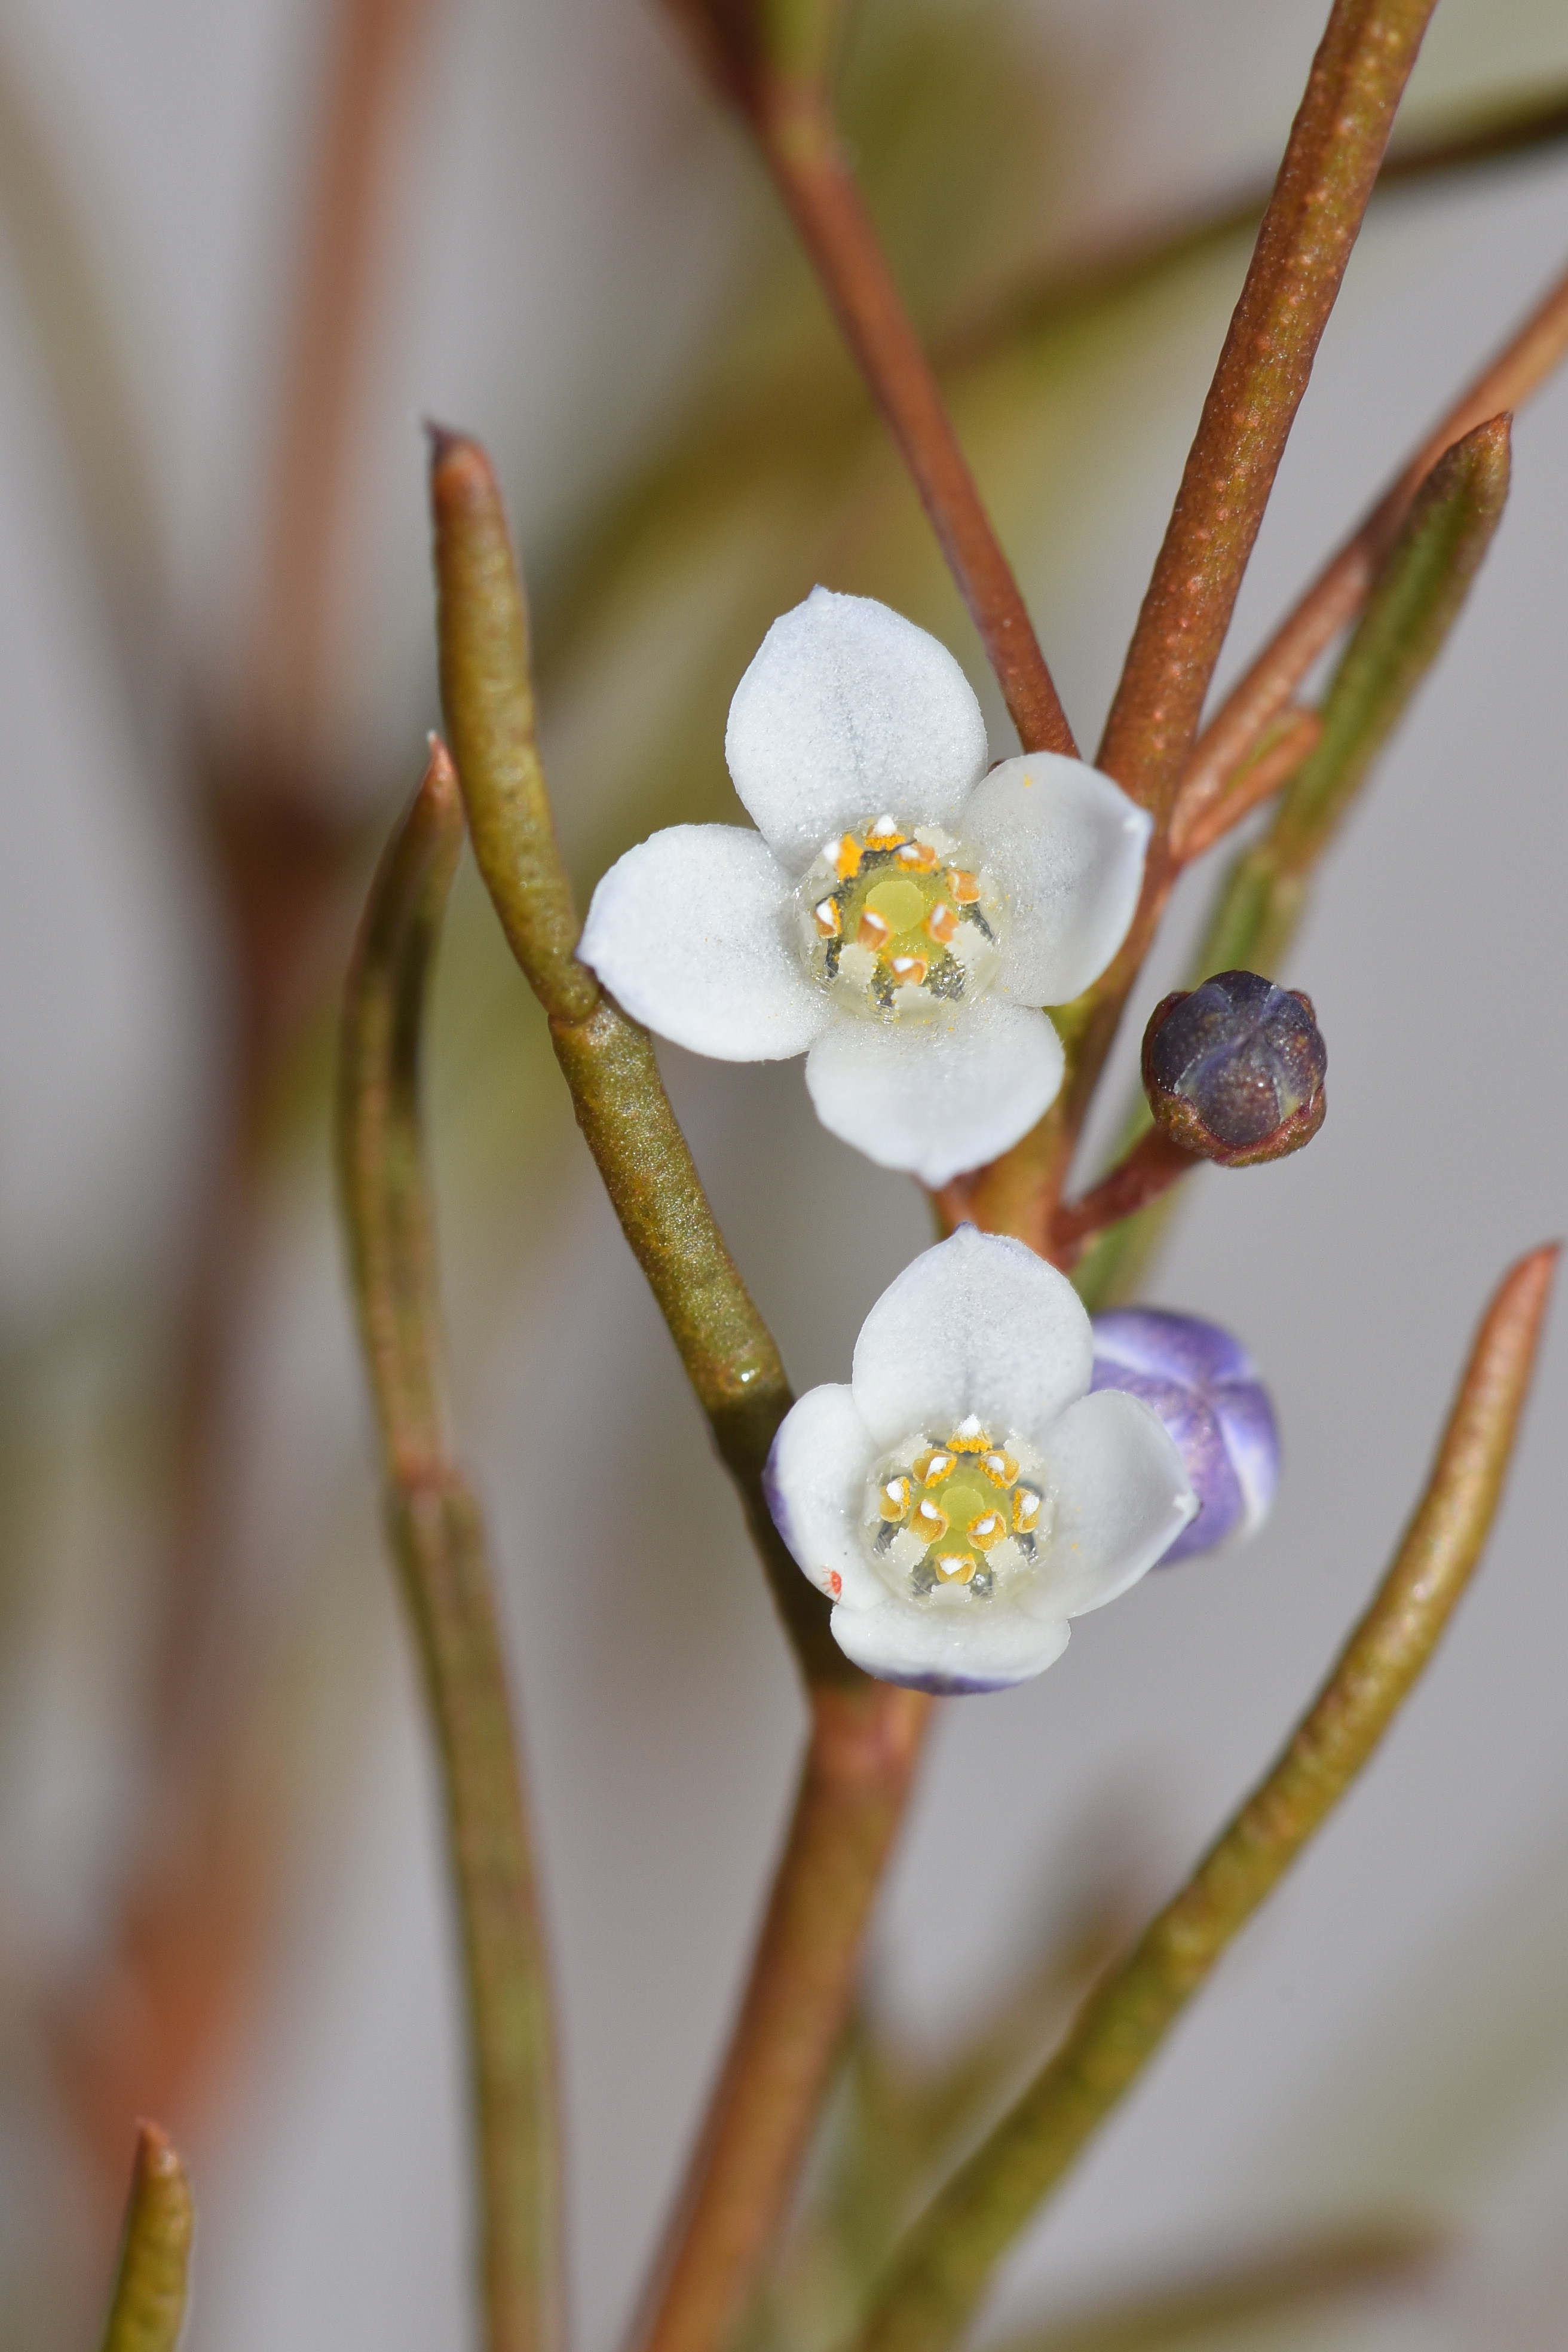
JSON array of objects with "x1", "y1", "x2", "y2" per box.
[
  {"x1": 338, "y1": 745, "x2": 561, "y2": 2352},
  {"x1": 1193, "y1": 411, "x2": 1511, "y2": 982},
  {"x1": 428, "y1": 426, "x2": 843, "y2": 1684},
  {"x1": 849, "y1": 1243, "x2": 1558, "y2": 2352},
  {"x1": 97, "y1": 2123, "x2": 194, "y2": 2352},
  {"x1": 430, "y1": 430, "x2": 939, "y2": 2352},
  {"x1": 1170, "y1": 706, "x2": 1321, "y2": 864},
  {"x1": 636, "y1": 1681, "x2": 933, "y2": 2352},
  {"x1": 1049, "y1": 1131, "x2": 1197, "y2": 1263},
  {"x1": 664, "y1": 1, "x2": 1075, "y2": 756},
  {"x1": 1098, "y1": 0, "x2": 1440, "y2": 821},
  {"x1": 1181, "y1": 255, "x2": 1568, "y2": 816}
]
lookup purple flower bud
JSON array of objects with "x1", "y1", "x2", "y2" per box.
[
  {"x1": 1142, "y1": 970, "x2": 1325, "y2": 1166},
  {"x1": 1089, "y1": 1309, "x2": 1279, "y2": 1565}
]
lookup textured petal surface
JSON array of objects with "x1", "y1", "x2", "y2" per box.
[
  {"x1": 964, "y1": 753, "x2": 1151, "y2": 1006},
  {"x1": 1031, "y1": 1390, "x2": 1196, "y2": 1617},
  {"x1": 850, "y1": 1226, "x2": 1094, "y2": 1452},
  {"x1": 725, "y1": 589, "x2": 988, "y2": 868},
  {"x1": 804, "y1": 999, "x2": 1065, "y2": 1187},
  {"x1": 579, "y1": 825, "x2": 830, "y2": 1061},
  {"x1": 1091, "y1": 1309, "x2": 1279, "y2": 1563},
  {"x1": 764, "y1": 1384, "x2": 884, "y2": 1608},
  {"x1": 829, "y1": 1596, "x2": 1070, "y2": 1695}
]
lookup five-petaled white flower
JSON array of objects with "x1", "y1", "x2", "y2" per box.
[
  {"x1": 579, "y1": 589, "x2": 1151, "y2": 1185},
  {"x1": 765, "y1": 1228, "x2": 1196, "y2": 1692}
]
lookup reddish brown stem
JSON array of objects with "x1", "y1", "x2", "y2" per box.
[
  {"x1": 1181, "y1": 255, "x2": 1568, "y2": 808},
  {"x1": 635, "y1": 1683, "x2": 933, "y2": 2352},
  {"x1": 1050, "y1": 1130, "x2": 1198, "y2": 1260},
  {"x1": 1172, "y1": 706, "x2": 1321, "y2": 862},
  {"x1": 746, "y1": 79, "x2": 1076, "y2": 757},
  {"x1": 1098, "y1": 0, "x2": 1439, "y2": 823}
]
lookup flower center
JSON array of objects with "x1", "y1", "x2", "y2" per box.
[
  {"x1": 865, "y1": 1413, "x2": 1049, "y2": 1606},
  {"x1": 794, "y1": 815, "x2": 1004, "y2": 1020}
]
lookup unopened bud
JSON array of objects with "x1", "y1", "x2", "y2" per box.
[
  {"x1": 1142, "y1": 970, "x2": 1325, "y2": 1166},
  {"x1": 1091, "y1": 1309, "x2": 1279, "y2": 1565}
]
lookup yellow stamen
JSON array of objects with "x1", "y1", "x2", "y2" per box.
[
  {"x1": 832, "y1": 836, "x2": 863, "y2": 881},
  {"x1": 912, "y1": 1497, "x2": 949, "y2": 1542},
  {"x1": 948, "y1": 868, "x2": 980, "y2": 904},
  {"x1": 895, "y1": 838, "x2": 937, "y2": 872},
  {"x1": 889, "y1": 954, "x2": 928, "y2": 987},
  {"x1": 926, "y1": 902, "x2": 958, "y2": 947},
  {"x1": 1013, "y1": 1486, "x2": 1042, "y2": 1534},
  {"x1": 867, "y1": 813, "x2": 904, "y2": 845},
  {"x1": 913, "y1": 1448, "x2": 954, "y2": 1486},
  {"x1": 813, "y1": 898, "x2": 841, "y2": 938},
  {"x1": 950, "y1": 1419, "x2": 990, "y2": 1453},
  {"x1": 933, "y1": 1551, "x2": 976, "y2": 1584},
  {"x1": 879, "y1": 1475, "x2": 911, "y2": 1521},
  {"x1": 856, "y1": 907, "x2": 892, "y2": 950},
  {"x1": 981, "y1": 1449, "x2": 1018, "y2": 1487},
  {"x1": 967, "y1": 1509, "x2": 1006, "y2": 1550}
]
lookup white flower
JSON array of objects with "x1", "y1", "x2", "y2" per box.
[
  {"x1": 578, "y1": 589, "x2": 1151, "y2": 1186},
  {"x1": 764, "y1": 1228, "x2": 1196, "y2": 1692}
]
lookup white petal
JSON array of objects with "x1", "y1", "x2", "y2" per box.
[
  {"x1": 804, "y1": 999, "x2": 1065, "y2": 1187},
  {"x1": 725, "y1": 589, "x2": 988, "y2": 868},
  {"x1": 963, "y1": 754, "x2": 1152, "y2": 1007},
  {"x1": 850, "y1": 1225, "x2": 1094, "y2": 1452},
  {"x1": 579, "y1": 826, "x2": 831, "y2": 1061},
  {"x1": 829, "y1": 1596, "x2": 1070, "y2": 1694},
  {"x1": 1030, "y1": 1391, "x2": 1196, "y2": 1619},
  {"x1": 764, "y1": 1385, "x2": 885, "y2": 1609}
]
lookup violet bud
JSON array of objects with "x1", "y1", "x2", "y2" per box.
[
  {"x1": 1090, "y1": 1309, "x2": 1279, "y2": 1565},
  {"x1": 1142, "y1": 970, "x2": 1325, "y2": 1166}
]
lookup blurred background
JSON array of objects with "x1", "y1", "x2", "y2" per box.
[{"x1": 1, "y1": 0, "x2": 1567, "y2": 2345}]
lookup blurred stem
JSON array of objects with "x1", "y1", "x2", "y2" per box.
[
  {"x1": 666, "y1": 1, "x2": 1076, "y2": 755},
  {"x1": 849, "y1": 1244, "x2": 1558, "y2": 2352},
  {"x1": 1100, "y1": 0, "x2": 1438, "y2": 820},
  {"x1": 246, "y1": 0, "x2": 436, "y2": 759},
  {"x1": 1071, "y1": 414, "x2": 1511, "y2": 1313},
  {"x1": 428, "y1": 427, "x2": 844, "y2": 1685},
  {"x1": 1170, "y1": 707, "x2": 1321, "y2": 863},
  {"x1": 338, "y1": 746, "x2": 561, "y2": 2352},
  {"x1": 97, "y1": 2124, "x2": 194, "y2": 2352},
  {"x1": 636, "y1": 1681, "x2": 933, "y2": 2352},
  {"x1": 954, "y1": 78, "x2": 1568, "y2": 370}
]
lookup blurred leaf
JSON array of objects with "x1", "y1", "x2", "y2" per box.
[{"x1": 97, "y1": 2122, "x2": 192, "y2": 2352}]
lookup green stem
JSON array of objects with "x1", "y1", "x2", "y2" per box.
[
  {"x1": 428, "y1": 427, "x2": 844, "y2": 1686},
  {"x1": 98, "y1": 2124, "x2": 194, "y2": 2352},
  {"x1": 338, "y1": 745, "x2": 561, "y2": 2352},
  {"x1": 849, "y1": 1244, "x2": 1557, "y2": 2352}
]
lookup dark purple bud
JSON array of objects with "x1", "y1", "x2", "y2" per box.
[
  {"x1": 1090, "y1": 1308, "x2": 1279, "y2": 1566},
  {"x1": 1142, "y1": 970, "x2": 1326, "y2": 1167}
]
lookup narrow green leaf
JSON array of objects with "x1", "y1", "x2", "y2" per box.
[
  {"x1": 338, "y1": 746, "x2": 562, "y2": 2352},
  {"x1": 849, "y1": 1244, "x2": 1557, "y2": 2352},
  {"x1": 428, "y1": 430, "x2": 846, "y2": 1686},
  {"x1": 98, "y1": 2123, "x2": 193, "y2": 2352}
]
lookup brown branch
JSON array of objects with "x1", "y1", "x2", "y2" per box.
[
  {"x1": 1170, "y1": 706, "x2": 1321, "y2": 862},
  {"x1": 635, "y1": 1682, "x2": 933, "y2": 2352},
  {"x1": 666, "y1": 4, "x2": 1074, "y2": 755},
  {"x1": 1181, "y1": 254, "x2": 1568, "y2": 810},
  {"x1": 1049, "y1": 1130, "x2": 1197, "y2": 1261},
  {"x1": 1098, "y1": 0, "x2": 1440, "y2": 822}
]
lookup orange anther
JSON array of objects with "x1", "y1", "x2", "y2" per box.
[
  {"x1": 856, "y1": 908, "x2": 892, "y2": 950},
  {"x1": 889, "y1": 954, "x2": 929, "y2": 987},
  {"x1": 948, "y1": 868, "x2": 981, "y2": 904},
  {"x1": 813, "y1": 897, "x2": 841, "y2": 938},
  {"x1": 926, "y1": 902, "x2": 958, "y2": 947},
  {"x1": 832, "y1": 836, "x2": 864, "y2": 881},
  {"x1": 895, "y1": 838, "x2": 937, "y2": 872}
]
